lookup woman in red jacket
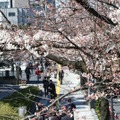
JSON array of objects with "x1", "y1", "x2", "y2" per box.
[{"x1": 35, "y1": 67, "x2": 40, "y2": 81}]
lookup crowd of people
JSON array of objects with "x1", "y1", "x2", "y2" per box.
[
  {"x1": 23, "y1": 58, "x2": 51, "y2": 82},
  {"x1": 23, "y1": 58, "x2": 76, "y2": 120},
  {"x1": 33, "y1": 97, "x2": 76, "y2": 120},
  {"x1": 13, "y1": 57, "x2": 77, "y2": 120}
]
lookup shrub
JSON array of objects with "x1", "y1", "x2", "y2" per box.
[{"x1": 0, "y1": 86, "x2": 40, "y2": 119}]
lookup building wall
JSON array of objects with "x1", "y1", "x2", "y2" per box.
[
  {"x1": 0, "y1": 11, "x2": 6, "y2": 24},
  {"x1": 0, "y1": 8, "x2": 32, "y2": 26},
  {"x1": 0, "y1": 8, "x2": 18, "y2": 25},
  {"x1": 12, "y1": 0, "x2": 30, "y2": 8},
  {"x1": 0, "y1": 0, "x2": 9, "y2": 8},
  {"x1": 0, "y1": 0, "x2": 30, "y2": 8},
  {"x1": 18, "y1": 8, "x2": 33, "y2": 25},
  {"x1": 8, "y1": 8, "x2": 18, "y2": 25},
  {"x1": 0, "y1": 0, "x2": 31, "y2": 26}
]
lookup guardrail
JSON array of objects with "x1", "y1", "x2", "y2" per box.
[
  {"x1": 0, "y1": 70, "x2": 14, "y2": 77},
  {"x1": 0, "y1": 70, "x2": 21, "y2": 84}
]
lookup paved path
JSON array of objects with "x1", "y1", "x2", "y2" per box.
[
  {"x1": 1, "y1": 65, "x2": 120, "y2": 120},
  {"x1": 21, "y1": 67, "x2": 99, "y2": 120},
  {"x1": 26, "y1": 66, "x2": 98, "y2": 120},
  {"x1": 0, "y1": 67, "x2": 99, "y2": 120},
  {"x1": 53, "y1": 68, "x2": 98, "y2": 120}
]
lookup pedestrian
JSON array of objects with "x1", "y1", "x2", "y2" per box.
[
  {"x1": 37, "y1": 102, "x2": 43, "y2": 111},
  {"x1": 59, "y1": 105, "x2": 67, "y2": 119},
  {"x1": 43, "y1": 77, "x2": 49, "y2": 97},
  {"x1": 48, "y1": 80, "x2": 57, "y2": 99},
  {"x1": 11, "y1": 63, "x2": 14, "y2": 76},
  {"x1": 67, "y1": 98, "x2": 76, "y2": 111},
  {"x1": 39, "y1": 64, "x2": 44, "y2": 73},
  {"x1": 46, "y1": 70, "x2": 51, "y2": 80},
  {"x1": 25, "y1": 66, "x2": 31, "y2": 82},
  {"x1": 35, "y1": 67, "x2": 41, "y2": 81},
  {"x1": 59, "y1": 70, "x2": 64, "y2": 84},
  {"x1": 45, "y1": 59, "x2": 50, "y2": 69},
  {"x1": 51, "y1": 115, "x2": 60, "y2": 120},
  {"x1": 29, "y1": 62, "x2": 34, "y2": 74},
  {"x1": 50, "y1": 112, "x2": 60, "y2": 120},
  {"x1": 54, "y1": 69, "x2": 57, "y2": 79},
  {"x1": 40, "y1": 56, "x2": 44, "y2": 66},
  {"x1": 19, "y1": 66, "x2": 22, "y2": 79},
  {"x1": 41, "y1": 64, "x2": 44, "y2": 73}
]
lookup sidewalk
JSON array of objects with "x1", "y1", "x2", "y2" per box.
[
  {"x1": 0, "y1": 67, "x2": 99, "y2": 120},
  {"x1": 51, "y1": 68, "x2": 99, "y2": 120}
]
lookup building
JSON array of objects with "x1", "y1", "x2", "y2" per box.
[
  {"x1": 0, "y1": 0, "x2": 9, "y2": 8},
  {"x1": 0, "y1": 8, "x2": 32, "y2": 26},
  {"x1": 0, "y1": 0, "x2": 58, "y2": 27},
  {"x1": 55, "y1": 0, "x2": 68, "y2": 7},
  {"x1": 0, "y1": 0, "x2": 30, "y2": 8},
  {"x1": 0, "y1": 0, "x2": 31, "y2": 26}
]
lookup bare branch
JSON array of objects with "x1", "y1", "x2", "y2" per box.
[
  {"x1": 97, "y1": 0, "x2": 119, "y2": 9},
  {"x1": 0, "y1": 10, "x2": 11, "y2": 24}
]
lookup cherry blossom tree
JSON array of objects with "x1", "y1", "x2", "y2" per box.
[{"x1": 0, "y1": 0, "x2": 120, "y2": 119}]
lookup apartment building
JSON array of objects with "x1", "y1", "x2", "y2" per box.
[
  {"x1": 0, "y1": 0, "x2": 29, "y2": 8},
  {"x1": 0, "y1": 0, "x2": 58, "y2": 27},
  {"x1": 0, "y1": 8, "x2": 31, "y2": 25},
  {"x1": 0, "y1": 0, "x2": 31, "y2": 26}
]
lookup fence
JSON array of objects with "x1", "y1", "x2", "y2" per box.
[
  {"x1": 0, "y1": 69, "x2": 18, "y2": 84},
  {"x1": 0, "y1": 70, "x2": 14, "y2": 77}
]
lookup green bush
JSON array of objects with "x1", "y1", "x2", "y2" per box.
[
  {"x1": 95, "y1": 99, "x2": 101, "y2": 119},
  {"x1": 0, "y1": 86, "x2": 40, "y2": 119}
]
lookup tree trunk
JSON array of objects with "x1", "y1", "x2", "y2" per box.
[
  {"x1": 100, "y1": 98, "x2": 110, "y2": 120},
  {"x1": 46, "y1": 53, "x2": 87, "y2": 72}
]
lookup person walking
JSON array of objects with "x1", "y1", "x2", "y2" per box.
[
  {"x1": 43, "y1": 77, "x2": 49, "y2": 97},
  {"x1": 67, "y1": 98, "x2": 76, "y2": 111},
  {"x1": 54, "y1": 69, "x2": 57, "y2": 79},
  {"x1": 35, "y1": 67, "x2": 41, "y2": 81},
  {"x1": 29, "y1": 62, "x2": 34, "y2": 74},
  {"x1": 11, "y1": 63, "x2": 14, "y2": 76},
  {"x1": 25, "y1": 66, "x2": 31, "y2": 82},
  {"x1": 19, "y1": 66, "x2": 22, "y2": 79},
  {"x1": 46, "y1": 70, "x2": 51, "y2": 80},
  {"x1": 59, "y1": 70, "x2": 64, "y2": 84},
  {"x1": 48, "y1": 80, "x2": 57, "y2": 99}
]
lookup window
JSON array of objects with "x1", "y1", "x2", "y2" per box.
[
  {"x1": 0, "y1": 2, "x2": 8, "y2": 8},
  {"x1": 8, "y1": 12, "x2": 15, "y2": 16}
]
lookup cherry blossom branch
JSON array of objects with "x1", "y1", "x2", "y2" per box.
[
  {"x1": 97, "y1": 0, "x2": 119, "y2": 9},
  {"x1": 25, "y1": 85, "x2": 86, "y2": 119},
  {"x1": 57, "y1": 30, "x2": 94, "y2": 58},
  {"x1": 75, "y1": 0, "x2": 118, "y2": 26}
]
